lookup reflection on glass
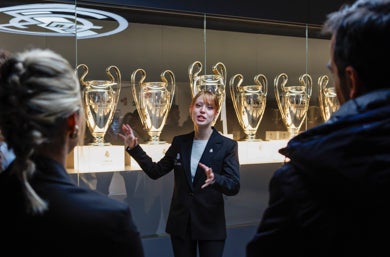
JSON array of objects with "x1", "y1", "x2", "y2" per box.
[{"x1": 0, "y1": 3, "x2": 128, "y2": 39}]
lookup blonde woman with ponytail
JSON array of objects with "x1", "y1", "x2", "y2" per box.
[{"x1": 0, "y1": 48, "x2": 144, "y2": 257}]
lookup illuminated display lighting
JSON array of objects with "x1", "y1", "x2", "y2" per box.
[{"x1": 0, "y1": 3, "x2": 128, "y2": 39}]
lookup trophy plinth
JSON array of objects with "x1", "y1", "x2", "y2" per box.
[
  {"x1": 230, "y1": 73, "x2": 268, "y2": 141},
  {"x1": 131, "y1": 69, "x2": 175, "y2": 144},
  {"x1": 189, "y1": 61, "x2": 226, "y2": 124},
  {"x1": 318, "y1": 75, "x2": 340, "y2": 121},
  {"x1": 274, "y1": 73, "x2": 312, "y2": 139},
  {"x1": 148, "y1": 132, "x2": 165, "y2": 145},
  {"x1": 76, "y1": 64, "x2": 121, "y2": 146}
]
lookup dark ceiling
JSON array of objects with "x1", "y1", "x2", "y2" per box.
[
  {"x1": 80, "y1": 0, "x2": 353, "y2": 25},
  {"x1": 1, "y1": 0, "x2": 354, "y2": 38},
  {"x1": 77, "y1": 0, "x2": 354, "y2": 38}
]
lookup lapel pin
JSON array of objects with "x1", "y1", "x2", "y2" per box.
[{"x1": 209, "y1": 148, "x2": 213, "y2": 153}]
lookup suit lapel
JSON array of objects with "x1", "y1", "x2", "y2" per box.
[{"x1": 181, "y1": 132, "x2": 195, "y2": 190}]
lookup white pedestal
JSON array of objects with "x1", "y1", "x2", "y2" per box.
[
  {"x1": 238, "y1": 140, "x2": 287, "y2": 164},
  {"x1": 73, "y1": 145, "x2": 125, "y2": 173},
  {"x1": 130, "y1": 143, "x2": 171, "y2": 170}
]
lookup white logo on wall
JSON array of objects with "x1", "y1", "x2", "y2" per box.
[{"x1": 0, "y1": 3, "x2": 128, "y2": 39}]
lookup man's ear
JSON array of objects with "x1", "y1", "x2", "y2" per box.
[{"x1": 345, "y1": 66, "x2": 364, "y2": 99}]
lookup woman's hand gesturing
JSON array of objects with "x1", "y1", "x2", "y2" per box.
[{"x1": 119, "y1": 124, "x2": 138, "y2": 150}]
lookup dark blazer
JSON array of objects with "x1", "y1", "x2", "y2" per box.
[
  {"x1": 0, "y1": 155, "x2": 144, "y2": 257},
  {"x1": 127, "y1": 128, "x2": 240, "y2": 240}
]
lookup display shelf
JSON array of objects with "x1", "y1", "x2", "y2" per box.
[
  {"x1": 66, "y1": 139, "x2": 287, "y2": 173},
  {"x1": 238, "y1": 139, "x2": 287, "y2": 164}
]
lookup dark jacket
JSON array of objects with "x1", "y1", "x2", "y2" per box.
[
  {"x1": 0, "y1": 155, "x2": 144, "y2": 257},
  {"x1": 128, "y1": 128, "x2": 240, "y2": 240},
  {"x1": 247, "y1": 89, "x2": 390, "y2": 257}
]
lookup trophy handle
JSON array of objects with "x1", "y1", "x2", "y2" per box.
[
  {"x1": 318, "y1": 75, "x2": 332, "y2": 121},
  {"x1": 188, "y1": 61, "x2": 202, "y2": 95},
  {"x1": 229, "y1": 74, "x2": 244, "y2": 121},
  {"x1": 131, "y1": 68, "x2": 147, "y2": 127},
  {"x1": 106, "y1": 65, "x2": 122, "y2": 111},
  {"x1": 318, "y1": 75, "x2": 329, "y2": 116},
  {"x1": 318, "y1": 75, "x2": 329, "y2": 92},
  {"x1": 76, "y1": 63, "x2": 89, "y2": 87},
  {"x1": 299, "y1": 73, "x2": 313, "y2": 97},
  {"x1": 254, "y1": 74, "x2": 268, "y2": 96},
  {"x1": 161, "y1": 70, "x2": 176, "y2": 108},
  {"x1": 212, "y1": 62, "x2": 227, "y2": 86},
  {"x1": 274, "y1": 73, "x2": 288, "y2": 122},
  {"x1": 106, "y1": 65, "x2": 121, "y2": 84}
]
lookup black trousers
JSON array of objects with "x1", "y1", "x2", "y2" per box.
[{"x1": 170, "y1": 223, "x2": 225, "y2": 257}]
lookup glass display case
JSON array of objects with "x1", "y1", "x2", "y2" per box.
[{"x1": 0, "y1": 0, "x2": 342, "y2": 239}]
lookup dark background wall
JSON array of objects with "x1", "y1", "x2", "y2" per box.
[
  {"x1": 87, "y1": 0, "x2": 352, "y2": 25},
  {"x1": 74, "y1": 0, "x2": 353, "y2": 38}
]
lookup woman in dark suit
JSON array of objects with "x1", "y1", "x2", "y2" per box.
[{"x1": 120, "y1": 90, "x2": 240, "y2": 257}]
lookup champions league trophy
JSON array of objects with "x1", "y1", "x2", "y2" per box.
[
  {"x1": 318, "y1": 75, "x2": 340, "y2": 121},
  {"x1": 188, "y1": 61, "x2": 226, "y2": 124},
  {"x1": 76, "y1": 64, "x2": 122, "y2": 146},
  {"x1": 229, "y1": 73, "x2": 268, "y2": 141},
  {"x1": 274, "y1": 73, "x2": 312, "y2": 139},
  {"x1": 131, "y1": 68, "x2": 175, "y2": 144}
]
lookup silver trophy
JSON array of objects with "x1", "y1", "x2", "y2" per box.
[
  {"x1": 318, "y1": 75, "x2": 340, "y2": 121},
  {"x1": 229, "y1": 73, "x2": 268, "y2": 141},
  {"x1": 188, "y1": 61, "x2": 226, "y2": 124},
  {"x1": 274, "y1": 73, "x2": 312, "y2": 138},
  {"x1": 76, "y1": 64, "x2": 121, "y2": 145},
  {"x1": 131, "y1": 68, "x2": 175, "y2": 144}
]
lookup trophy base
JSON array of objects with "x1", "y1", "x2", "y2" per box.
[
  {"x1": 73, "y1": 145, "x2": 125, "y2": 172},
  {"x1": 242, "y1": 133, "x2": 262, "y2": 142},
  {"x1": 147, "y1": 140, "x2": 167, "y2": 145},
  {"x1": 242, "y1": 138, "x2": 263, "y2": 142},
  {"x1": 89, "y1": 142, "x2": 112, "y2": 146}
]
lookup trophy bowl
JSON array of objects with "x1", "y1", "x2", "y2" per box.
[
  {"x1": 274, "y1": 73, "x2": 312, "y2": 139},
  {"x1": 131, "y1": 68, "x2": 175, "y2": 144},
  {"x1": 318, "y1": 75, "x2": 340, "y2": 121},
  {"x1": 188, "y1": 61, "x2": 226, "y2": 124},
  {"x1": 229, "y1": 73, "x2": 268, "y2": 141},
  {"x1": 76, "y1": 64, "x2": 121, "y2": 146}
]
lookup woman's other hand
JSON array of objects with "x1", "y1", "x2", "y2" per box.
[{"x1": 199, "y1": 162, "x2": 215, "y2": 189}]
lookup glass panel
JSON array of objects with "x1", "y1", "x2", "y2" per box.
[
  {"x1": 0, "y1": 1, "x2": 77, "y2": 64},
  {"x1": 1, "y1": 0, "x2": 332, "y2": 236}
]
